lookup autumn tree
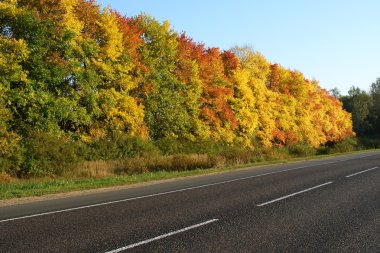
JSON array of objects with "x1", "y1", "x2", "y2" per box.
[
  {"x1": 196, "y1": 46, "x2": 237, "y2": 142},
  {"x1": 138, "y1": 15, "x2": 193, "y2": 140},
  {"x1": 231, "y1": 46, "x2": 274, "y2": 147},
  {"x1": 0, "y1": 4, "x2": 29, "y2": 172},
  {"x1": 175, "y1": 34, "x2": 204, "y2": 139}
]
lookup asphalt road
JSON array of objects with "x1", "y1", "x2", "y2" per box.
[{"x1": 0, "y1": 151, "x2": 379, "y2": 252}]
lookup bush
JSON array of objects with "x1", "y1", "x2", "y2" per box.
[
  {"x1": 0, "y1": 131, "x2": 23, "y2": 176},
  {"x1": 154, "y1": 136, "x2": 182, "y2": 155},
  {"x1": 87, "y1": 133, "x2": 159, "y2": 160},
  {"x1": 287, "y1": 143, "x2": 316, "y2": 157},
  {"x1": 21, "y1": 132, "x2": 83, "y2": 177},
  {"x1": 329, "y1": 138, "x2": 357, "y2": 153},
  {"x1": 316, "y1": 146, "x2": 329, "y2": 155},
  {"x1": 357, "y1": 136, "x2": 380, "y2": 149},
  {"x1": 154, "y1": 137, "x2": 230, "y2": 155},
  {"x1": 179, "y1": 139, "x2": 227, "y2": 155},
  {"x1": 321, "y1": 137, "x2": 358, "y2": 155}
]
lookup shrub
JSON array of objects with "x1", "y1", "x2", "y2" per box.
[
  {"x1": 357, "y1": 136, "x2": 380, "y2": 149},
  {"x1": 316, "y1": 146, "x2": 329, "y2": 155},
  {"x1": 154, "y1": 136, "x2": 183, "y2": 155},
  {"x1": 287, "y1": 143, "x2": 316, "y2": 157},
  {"x1": 21, "y1": 132, "x2": 82, "y2": 177},
  {"x1": 87, "y1": 133, "x2": 159, "y2": 160},
  {"x1": 179, "y1": 139, "x2": 226, "y2": 155},
  {"x1": 328, "y1": 137, "x2": 358, "y2": 154},
  {"x1": 0, "y1": 131, "x2": 23, "y2": 176}
]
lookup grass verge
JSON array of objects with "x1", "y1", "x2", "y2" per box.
[{"x1": 1, "y1": 149, "x2": 378, "y2": 200}]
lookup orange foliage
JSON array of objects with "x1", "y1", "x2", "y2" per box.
[
  {"x1": 75, "y1": 0, "x2": 101, "y2": 38},
  {"x1": 112, "y1": 12, "x2": 148, "y2": 75},
  {"x1": 5, "y1": 1, "x2": 353, "y2": 148},
  {"x1": 176, "y1": 34, "x2": 237, "y2": 134}
]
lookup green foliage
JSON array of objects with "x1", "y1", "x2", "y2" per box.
[
  {"x1": 369, "y1": 79, "x2": 380, "y2": 134},
  {"x1": 145, "y1": 87, "x2": 191, "y2": 139},
  {"x1": 21, "y1": 132, "x2": 83, "y2": 177},
  {"x1": 339, "y1": 79, "x2": 380, "y2": 137},
  {"x1": 317, "y1": 137, "x2": 358, "y2": 155},
  {"x1": 138, "y1": 15, "x2": 194, "y2": 140},
  {"x1": 341, "y1": 87, "x2": 373, "y2": 135},
  {"x1": 178, "y1": 139, "x2": 229, "y2": 155},
  {"x1": 328, "y1": 137, "x2": 357, "y2": 153},
  {"x1": 357, "y1": 136, "x2": 380, "y2": 149},
  {"x1": 87, "y1": 133, "x2": 159, "y2": 160},
  {"x1": 0, "y1": 130, "x2": 23, "y2": 175},
  {"x1": 287, "y1": 143, "x2": 316, "y2": 157},
  {"x1": 153, "y1": 136, "x2": 183, "y2": 155}
]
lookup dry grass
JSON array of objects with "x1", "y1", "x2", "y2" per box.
[
  {"x1": 65, "y1": 154, "x2": 216, "y2": 178},
  {"x1": 30, "y1": 147, "x2": 315, "y2": 179},
  {"x1": 64, "y1": 160, "x2": 127, "y2": 178},
  {"x1": 0, "y1": 172, "x2": 12, "y2": 183}
]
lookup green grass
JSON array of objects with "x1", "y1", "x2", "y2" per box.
[
  {"x1": 0, "y1": 169, "x2": 220, "y2": 200},
  {"x1": 1, "y1": 149, "x2": 378, "y2": 200}
]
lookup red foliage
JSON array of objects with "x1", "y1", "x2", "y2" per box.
[
  {"x1": 272, "y1": 129, "x2": 287, "y2": 145},
  {"x1": 112, "y1": 12, "x2": 146, "y2": 72},
  {"x1": 75, "y1": 0, "x2": 101, "y2": 37},
  {"x1": 221, "y1": 50, "x2": 239, "y2": 77},
  {"x1": 268, "y1": 64, "x2": 280, "y2": 92},
  {"x1": 198, "y1": 48, "x2": 236, "y2": 129},
  {"x1": 176, "y1": 33, "x2": 237, "y2": 129},
  {"x1": 176, "y1": 33, "x2": 198, "y2": 82}
]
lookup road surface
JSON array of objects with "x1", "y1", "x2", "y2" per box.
[{"x1": 0, "y1": 151, "x2": 379, "y2": 252}]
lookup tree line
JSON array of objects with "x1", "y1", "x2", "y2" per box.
[
  {"x1": 0, "y1": 0, "x2": 353, "y2": 176},
  {"x1": 332, "y1": 78, "x2": 380, "y2": 137}
]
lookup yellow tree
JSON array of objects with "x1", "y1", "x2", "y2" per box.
[
  {"x1": 73, "y1": 0, "x2": 146, "y2": 140},
  {"x1": 232, "y1": 46, "x2": 277, "y2": 147}
]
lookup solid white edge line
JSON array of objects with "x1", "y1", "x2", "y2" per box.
[
  {"x1": 105, "y1": 219, "x2": 219, "y2": 253},
  {"x1": 257, "y1": 181, "x2": 334, "y2": 207},
  {"x1": 345, "y1": 167, "x2": 379, "y2": 178},
  {"x1": 0, "y1": 153, "x2": 377, "y2": 223}
]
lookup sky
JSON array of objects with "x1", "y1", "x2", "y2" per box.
[{"x1": 96, "y1": 0, "x2": 380, "y2": 95}]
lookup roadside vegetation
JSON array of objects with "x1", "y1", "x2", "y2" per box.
[
  {"x1": 1, "y1": 139, "x2": 377, "y2": 200},
  {"x1": 0, "y1": 1, "x2": 379, "y2": 199}
]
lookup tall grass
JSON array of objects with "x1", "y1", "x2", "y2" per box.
[
  {"x1": 66, "y1": 154, "x2": 216, "y2": 178},
  {"x1": 2, "y1": 132, "x2": 375, "y2": 181}
]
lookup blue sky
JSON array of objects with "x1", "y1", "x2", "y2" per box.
[{"x1": 97, "y1": 0, "x2": 380, "y2": 95}]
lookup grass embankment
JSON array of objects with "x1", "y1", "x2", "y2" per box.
[{"x1": 1, "y1": 148, "x2": 378, "y2": 200}]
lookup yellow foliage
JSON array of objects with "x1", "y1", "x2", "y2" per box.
[
  {"x1": 100, "y1": 88, "x2": 147, "y2": 137},
  {"x1": 59, "y1": 0, "x2": 83, "y2": 36},
  {"x1": 0, "y1": 35, "x2": 30, "y2": 83},
  {"x1": 232, "y1": 47, "x2": 276, "y2": 147},
  {"x1": 98, "y1": 8, "x2": 123, "y2": 61},
  {"x1": 0, "y1": 0, "x2": 22, "y2": 17}
]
